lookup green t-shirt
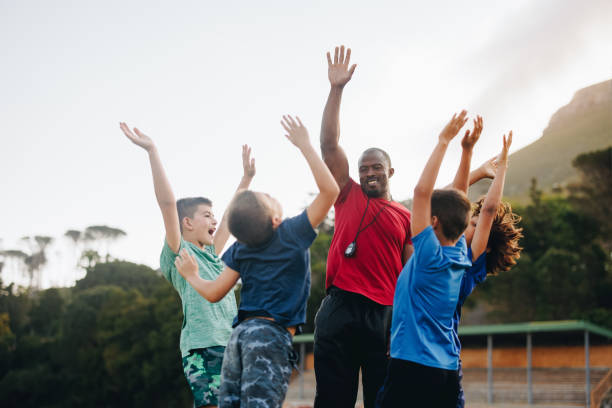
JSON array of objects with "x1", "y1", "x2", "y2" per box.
[{"x1": 160, "y1": 237, "x2": 237, "y2": 357}]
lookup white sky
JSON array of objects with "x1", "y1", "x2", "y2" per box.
[{"x1": 1, "y1": 0, "x2": 611, "y2": 287}]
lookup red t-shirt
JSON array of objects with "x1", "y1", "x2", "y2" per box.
[{"x1": 326, "y1": 178, "x2": 412, "y2": 305}]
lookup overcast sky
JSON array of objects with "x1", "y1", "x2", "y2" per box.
[{"x1": 1, "y1": 0, "x2": 611, "y2": 287}]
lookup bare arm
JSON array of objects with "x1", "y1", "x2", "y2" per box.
[
  {"x1": 120, "y1": 123, "x2": 181, "y2": 253},
  {"x1": 320, "y1": 45, "x2": 357, "y2": 190},
  {"x1": 402, "y1": 243, "x2": 414, "y2": 265},
  {"x1": 471, "y1": 131, "x2": 512, "y2": 260},
  {"x1": 213, "y1": 145, "x2": 256, "y2": 255},
  {"x1": 451, "y1": 116, "x2": 483, "y2": 194},
  {"x1": 445, "y1": 157, "x2": 498, "y2": 189},
  {"x1": 282, "y1": 115, "x2": 340, "y2": 228},
  {"x1": 175, "y1": 249, "x2": 240, "y2": 302},
  {"x1": 412, "y1": 111, "x2": 468, "y2": 237}
]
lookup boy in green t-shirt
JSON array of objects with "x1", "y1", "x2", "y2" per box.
[{"x1": 120, "y1": 122, "x2": 254, "y2": 408}]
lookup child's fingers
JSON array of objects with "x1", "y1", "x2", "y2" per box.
[
  {"x1": 507, "y1": 131, "x2": 513, "y2": 148},
  {"x1": 281, "y1": 115, "x2": 293, "y2": 129},
  {"x1": 326, "y1": 51, "x2": 332, "y2": 66},
  {"x1": 180, "y1": 248, "x2": 191, "y2": 260},
  {"x1": 287, "y1": 115, "x2": 297, "y2": 127},
  {"x1": 120, "y1": 122, "x2": 135, "y2": 139},
  {"x1": 296, "y1": 116, "x2": 304, "y2": 127},
  {"x1": 281, "y1": 120, "x2": 291, "y2": 134}
]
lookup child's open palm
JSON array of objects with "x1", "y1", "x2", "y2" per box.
[
  {"x1": 461, "y1": 115, "x2": 483, "y2": 150},
  {"x1": 281, "y1": 115, "x2": 310, "y2": 150},
  {"x1": 242, "y1": 144, "x2": 256, "y2": 179},
  {"x1": 120, "y1": 122, "x2": 155, "y2": 152},
  {"x1": 439, "y1": 110, "x2": 469, "y2": 144},
  {"x1": 498, "y1": 131, "x2": 513, "y2": 166}
]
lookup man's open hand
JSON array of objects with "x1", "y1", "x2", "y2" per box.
[{"x1": 327, "y1": 45, "x2": 357, "y2": 88}]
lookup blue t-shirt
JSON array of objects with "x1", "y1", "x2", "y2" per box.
[
  {"x1": 390, "y1": 226, "x2": 472, "y2": 370},
  {"x1": 221, "y1": 209, "x2": 317, "y2": 329},
  {"x1": 452, "y1": 248, "x2": 487, "y2": 351}
]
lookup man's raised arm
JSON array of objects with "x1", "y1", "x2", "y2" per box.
[{"x1": 320, "y1": 45, "x2": 356, "y2": 190}]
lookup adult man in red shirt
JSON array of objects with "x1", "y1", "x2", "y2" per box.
[{"x1": 314, "y1": 45, "x2": 414, "y2": 408}]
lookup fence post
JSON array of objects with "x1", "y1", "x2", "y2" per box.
[
  {"x1": 527, "y1": 333, "x2": 533, "y2": 405},
  {"x1": 585, "y1": 330, "x2": 590, "y2": 407},
  {"x1": 487, "y1": 334, "x2": 493, "y2": 404},
  {"x1": 299, "y1": 342, "x2": 305, "y2": 399}
]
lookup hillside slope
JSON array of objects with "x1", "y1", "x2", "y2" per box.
[{"x1": 470, "y1": 79, "x2": 612, "y2": 202}]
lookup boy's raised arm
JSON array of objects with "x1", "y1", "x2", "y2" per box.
[
  {"x1": 412, "y1": 111, "x2": 468, "y2": 237},
  {"x1": 282, "y1": 115, "x2": 340, "y2": 228},
  {"x1": 470, "y1": 131, "x2": 513, "y2": 260},
  {"x1": 320, "y1": 45, "x2": 356, "y2": 190},
  {"x1": 175, "y1": 249, "x2": 240, "y2": 302},
  {"x1": 450, "y1": 116, "x2": 483, "y2": 194},
  {"x1": 120, "y1": 122, "x2": 181, "y2": 253},
  {"x1": 213, "y1": 145, "x2": 256, "y2": 255}
]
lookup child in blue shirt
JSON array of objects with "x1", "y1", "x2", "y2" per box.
[
  {"x1": 174, "y1": 115, "x2": 339, "y2": 408},
  {"x1": 377, "y1": 111, "x2": 478, "y2": 408},
  {"x1": 448, "y1": 131, "x2": 523, "y2": 407}
]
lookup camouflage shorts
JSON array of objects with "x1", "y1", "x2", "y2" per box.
[
  {"x1": 182, "y1": 346, "x2": 225, "y2": 407},
  {"x1": 219, "y1": 318, "x2": 298, "y2": 408}
]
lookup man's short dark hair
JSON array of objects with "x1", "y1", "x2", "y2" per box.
[
  {"x1": 431, "y1": 189, "x2": 471, "y2": 241},
  {"x1": 228, "y1": 191, "x2": 274, "y2": 247},
  {"x1": 176, "y1": 197, "x2": 212, "y2": 233},
  {"x1": 361, "y1": 147, "x2": 392, "y2": 167}
]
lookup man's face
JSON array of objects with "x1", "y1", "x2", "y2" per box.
[
  {"x1": 358, "y1": 151, "x2": 394, "y2": 198},
  {"x1": 189, "y1": 204, "x2": 218, "y2": 246}
]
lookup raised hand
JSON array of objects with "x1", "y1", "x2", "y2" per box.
[
  {"x1": 478, "y1": 156, "x2": 499, "y2": 179},
  {"x1": 174, "y1": 249, "x2": 199, "y2": 281},
  {"x1": 327, "y1": 45, "x2": 357, "y2": 88},
  {"x1": 498, "y1": 131, "x2": 513, "y2": 166},
  {"x1": 461, "y1": 115, "x2": 483, "y2": 150},
  {"x1": 242, "y1": 144, "x2": 256, "y2": 179},
  {"x1": 120, "y1": 122, "x2": 155, "y2": 152},
  {"x1": 439, "y1": 110, "x2": 469, "y2": 144},
  {"x1": 281, "y1": 115, "x2": 311, "y2": 151}
]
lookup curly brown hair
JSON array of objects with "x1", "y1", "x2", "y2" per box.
[{"x1": 473, "y1": 198, "x2": 523, "y2": 275}]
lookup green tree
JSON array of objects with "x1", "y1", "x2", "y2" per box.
[
  {"x1": 568, "y1": 146, "x2": 612, "y2": 251},
  {"x1": 478, "y1": 177, "x2": 612, "y2": 328}
]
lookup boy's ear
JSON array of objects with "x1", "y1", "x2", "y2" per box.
[
  {"x1": 271, "y1": 216, "x2": 282, "y2": 229},
  {"x1": 431, "y1": 215, "x2": 439, "y2": 229},
  {"x1": 182, "y1": 217, "x2": 193, "y2": 231},
  {"x1": 388, "y1": 167, "x2": 395, "y2": 179}
]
